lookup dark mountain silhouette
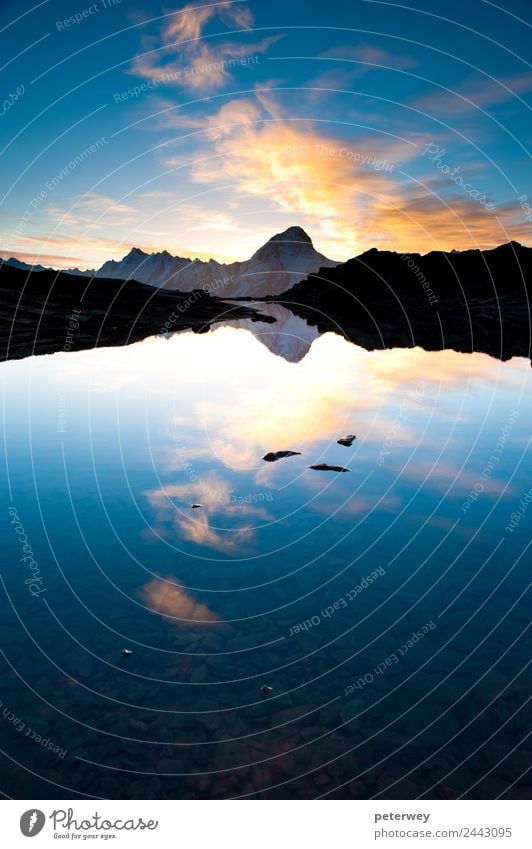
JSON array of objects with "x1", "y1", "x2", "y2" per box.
[
  {"x1": 2, "y1": 239, "x2": 531, "y2": 363},
  {"x1": 277, "y1": 241, "x2": 532, "y2": 362},
  {"x1": 0, "y1": 265, "x2": 274, "y2": 361},
  {"x1": 2, "y1": 256, "x2": 49, "y2": 273}
]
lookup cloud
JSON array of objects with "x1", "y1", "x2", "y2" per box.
[
  {"x1": 129, "y1": 1, "x2": 282, "y2": 93},
  {"x1": 414, "y1": 71, "x2": 532, "y2": 114},
  {"x1": 187, "y1": 97, "x2": 409, "y2": 229},
  {"x1": 176, "y1": 94, "x2": 529, "y2": 256},
  {"x1": 359, "y1": 188, "x2": 531, "y2": 252},
  {"x1": 186, "y1": 212, "x2": 254, "y2": 234},
  {"x1": 0, "y1": 251, "x2": 88, "y2": 267},
  {"x1": 163, "y1": 1, "x2": 220, "y2": 41},
  {"x1": 173, "y1": 512, "x2": 254, "y2": 551},
  {"x1": 321, "y1": 43, "x2": 419, "y2": 70},
  {"x1": 218, "y1": 2, "x2": 254, "y2": 30},
  {"x1": 163, "y1": 0, "x2": 254, "y2": 39},
  {"x1": 144, "y1": 471, "x2": 271, "y2": 552},
  {"x1": 399, "y1": 459, "x2": 514, "y2": 497},
  {"x1": 0, "y1": 229, "x2": 143, "y2": 270},
  {"x1": 44, "y1": 194, "x2": 138, "y2": 231},
  {"x1": 141, "y1": 577, "x2": 220, "y2": 623}
]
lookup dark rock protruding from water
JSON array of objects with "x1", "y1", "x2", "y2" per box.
[
  {"x1": 263, "y1": 451, "x2": 301, "y2": 462},
  {"x1": 337, "y1": 435, "x2": 356, "y2": 446},
  {"x1": 309, "y1": 464, "x2": 350, "y2": 472}
]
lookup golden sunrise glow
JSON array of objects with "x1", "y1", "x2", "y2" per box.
[{"x1": 4, "y1": 101, "x2": 530, "y2": 267}]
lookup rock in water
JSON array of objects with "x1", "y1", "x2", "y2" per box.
[
  {"x1": 261, "y1": 684, "x2": 274, "y2": 695},
  {"x1": 337, "y1": 434, "x2": 356, "y2": 447},
  {"x1": 263, "y1": 451, "x2": 301, "y2": 462},
  {"x1": 122, "y1": 649, "x2": 133, "y2": 657},
  {"x1": 309, "y1": 464, "x2": 350, "y2": 472}
]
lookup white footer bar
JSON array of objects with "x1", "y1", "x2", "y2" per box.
[{"x1": 2, "y1": 800, "x2": 530, "y2": 847}]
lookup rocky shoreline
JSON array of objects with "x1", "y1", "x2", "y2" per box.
[{"x1": 0, "y1": 265, "x2": 275, "y2": 361}]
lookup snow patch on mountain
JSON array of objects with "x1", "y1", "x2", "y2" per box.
[{"x1": 92, "y1": 226, "x2": 336, "y2": 297}]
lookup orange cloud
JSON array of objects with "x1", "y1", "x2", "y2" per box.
[
  {"x1": 176, "y1": 512, "x2": 254, "y2": 551},
  {"x1": 183, "y1": 102, "x2": 411, "y2": 255},
  {"x1": 141, "y1": 577, "x2": 220, "y2": 623},
  {"x1": 178, "y1": 96, "x2": 527, "y2": 257},
  {"x1": 0, "y1": 251, "x2": 89, "y2": 267},
  {"x1": 362, "y1": 190, "x2": 531, "y2": 253}
]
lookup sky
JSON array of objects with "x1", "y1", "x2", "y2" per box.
[{"x1": 0, "y1": 0, "x2": 531, "y2": 268}]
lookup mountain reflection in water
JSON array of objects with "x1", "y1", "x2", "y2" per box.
[{"x1": 0, "y1": 315, "x2": 530, "y2": 800}]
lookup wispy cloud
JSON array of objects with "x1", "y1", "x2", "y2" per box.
[
  {"x1": 414, "y1": 71, "x2": 532, "y2": 114},
  {"x1": 0, "y1": 251, "x2": 89, "y2": 267},
  {"x1": 182, "y1": 97, "x2": 411, "y2": 252},
  {"x1": 169, "y1": 93, "x2": 529, "y2": 256},
  {"x1": 144, "y1": 471, "x2": 271, "y2": 552},
  {"x1": 44, "y1": 194, "x2": 138, "y2": 230},
  {"x1": 162, "y1": 0, "x2": 254, "y2": 41},
  {"x1": 129, "y1": 1, "x2": 282, "y2": 93},
  {"x1": 321, "y1": 43, "x2": 419, "y2": 70}
]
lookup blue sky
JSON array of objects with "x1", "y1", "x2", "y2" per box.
[{"x1": 0, "y1": 0, "x2": 531, "y2": 267}]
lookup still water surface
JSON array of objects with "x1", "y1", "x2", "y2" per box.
[{"x1": 1, "y1": 311, "x2": 530, "y2": 798}]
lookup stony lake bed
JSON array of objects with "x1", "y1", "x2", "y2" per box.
[{"x1": 1, "y1": 311, "x2": 530, "y2": 799}]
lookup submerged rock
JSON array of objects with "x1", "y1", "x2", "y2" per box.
[
  {"x1": 309, "y1": 464, "x2": 350, "y2": 472},
  {"x1": 337, "y1": 434, "x2": 356, "y2": 447},
  {"x1": 263, "y1": 451, "x2": 301, "y2": 462}
]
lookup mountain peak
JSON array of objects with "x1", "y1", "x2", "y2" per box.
[
  {"x1": 91, "y1": 226, "x2": 335, "y2": 297},
  {"x1": 124, "y1": 247, "x2": 148, "y2": 259},
  {"x1": 268, "y1": 226, "x2": 313, "y2": 246}
]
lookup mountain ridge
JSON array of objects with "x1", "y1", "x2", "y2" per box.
[
  {"x1": 93, "y1": 226, "x2": 336, "y2": 297},
  {"x1": 2, "y1": 226, "x2": 335, "y2": 298},
  {"x1": 276, "y1": 239, "x2": 532, "y2": 363}
]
